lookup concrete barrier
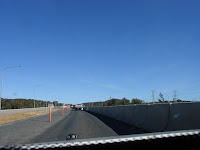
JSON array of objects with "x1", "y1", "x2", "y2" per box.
[
  {"x1": 132, "y1": 105, "x2": 148, "y2": 129},
  {"x1": 166, "y1": 102, "x2": 200, "y2": 131},
  {"x1": 85, "y1": 102, "x2": 200, "y2": 132},
  {"x1": 144, "y1": 104, "x2": 170, "y2": 132}
]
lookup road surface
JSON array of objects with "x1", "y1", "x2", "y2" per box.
[{"x1": 0, "y1": 109, "x2": 146, "y2": 146}]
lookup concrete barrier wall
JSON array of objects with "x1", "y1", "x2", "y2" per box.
[
  {"x1": 144, "y1": 104, "x2": 170, "y2": 132},
  {"x1": 84, "y1": 102, "x2": 200, "y2": 132},
  {"x1": 166, "y1": 102, "x2": 200, "y2": 131}
]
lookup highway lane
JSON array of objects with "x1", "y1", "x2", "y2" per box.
[
  {"x1": 0, "y1": 109, "x2": 146, "y2": 146},
  {"x1": 28, "y1": 109, "x2": 146, "y2": 144},
  {"x1": 28, "y1": 109, "x2": 118, "y2": 144}
]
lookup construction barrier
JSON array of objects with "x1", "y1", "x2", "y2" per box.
[{"x1": 84, "y1": 102, "x2": 200, "y2": 132}]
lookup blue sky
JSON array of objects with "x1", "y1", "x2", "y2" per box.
[{"x1": 0, "y1": 0, "x2": 200, "y2": 104}]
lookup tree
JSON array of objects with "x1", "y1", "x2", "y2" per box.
[
  {"x1": 158, "y1": 92, "x2": 164, "y2": 102},
  {"x1": 158, "y1": 92, "x2": 169, "y2": 103},
  {"x1": 6, "y1": 103, "x2": 12, "y2": 109},
  {"x1": 53, "y1": 101, "x2": 58, "y2": 107},
  {"x1": 131, "y1": 98, "x2": 143, "y2": 104},
  {"x1": 16, "y1": 99, "x2": 21, "y2": 109},
  {"x1": 121, "y1": 97, "x2": 130, "y2": 105},
  {"x1": 0, "y1": 98, "x2": 60, "y2": 109},
  {"x1": 107, "y1": 99, "x2": 117, "y2": 106}
]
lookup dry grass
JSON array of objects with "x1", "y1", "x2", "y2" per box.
[{"x1": 0, "y1": 108, "x2": 58, "y2": 125}]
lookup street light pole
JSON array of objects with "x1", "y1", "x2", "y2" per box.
[
  {"x1": 34, "y1": 88, "x2": 35, "y2": 108},
  {"x1": 0, "y1": 71, "x2": 4, "y2": 110},
  {"x1": 46, "y1": 91, "x2": 53, "y2": 107},
  {"x1": 0, "y1": 66, "x2": 21, "y2": 110}
]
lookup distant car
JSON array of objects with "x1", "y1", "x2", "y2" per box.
[{"x1": 74, "y1": 104, "x2": 83, "y2": 110}]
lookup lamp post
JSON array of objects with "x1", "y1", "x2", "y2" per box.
[
  {"x1": 46, "y1": 91, "x2": 53, "y2": 107},
  {"x1": 33, "y1": 84, "x2": 42, "y2": 108},
  {"x1": 0, "y1": 66, "x2": 22, "y2": 110},
  {"x1": 34, "y1": 88, "x2": 35, "y2": 108}
]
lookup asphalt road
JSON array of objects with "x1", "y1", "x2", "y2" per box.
[{"x1": 0, "y1": 109, "x2": 146, "y2": 146}]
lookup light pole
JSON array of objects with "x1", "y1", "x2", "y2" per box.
[
  {"x1": 0, "y1": 66, "x2": 22, "y2": 110},
  {"x1": 46, "y1": 91, "x2": 53, "y2": 107},
  {"x1": 34, "y1": 88, "x2": 35, "y2": 108},
  {"x1": 33, "y1": 84, "x2": 42, "y2": 108}
]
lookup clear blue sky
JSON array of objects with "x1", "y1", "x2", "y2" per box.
[{"x1": 0, "y1": 0, "x2": 200, "y2": 104}]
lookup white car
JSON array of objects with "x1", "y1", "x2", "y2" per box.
[{"x1": 74, "y1": 104, "x2": 83, "y2": 110}]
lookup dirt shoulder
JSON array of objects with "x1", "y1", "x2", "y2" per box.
[{"x1": 0, "y1": 107, "x2": 58, "y2": 125}]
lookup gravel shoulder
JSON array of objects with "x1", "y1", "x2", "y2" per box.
[
  {"x1": 0, "y1": 109, "x2": 68, "y2": 146},
  {"x1": 0, "y1": 107, "x2": 58, "y2": 125}
]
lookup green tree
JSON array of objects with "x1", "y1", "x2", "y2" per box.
[
  {"x1": 158, "y1": 92, "x2": 169, "y2": 103},
  {"x1": 16, "y1": 99, "x2": 21, "y2": 109},
  {"x1": 53, "y1": 101, "x2": 58, "y2": 107},
  {"x1": 131, "y1": 98, "x2": 143, "y2": 104},
  {"x1": 158, "y1": 92, "x2": 164, "y2": 102},
  {"x1": 6, "y1": 103, "x2": 12, "y2": 109},
  {"x1": 121, "y1": 97, "x2": 130, "y2": 105},
  {"x1": 107, "y1": 99, "x2": 117, "y2": 106},
  {"x1": 158, "y1": 92, "x2": 168, "y2": 103}
]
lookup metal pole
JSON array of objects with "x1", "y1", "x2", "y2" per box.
[
  {"x1": 46, "y1": 91, "x2": 52, "y2": 107},
  {"x1": 0, "y1": 66, "x2": 21, "y2": 110},
  {"x1": 46, "y1": 96, "x2": 47, "y2": 107},
  {"x1": 174, "y1": 90, "x2": 177, "y2": 102},
  {"x1": 152, "y1": 90, "x2": 155, "y2": 104},
  {"x1": 34, "y1": 88, "x2": 35, "y2": 108},
  {"x1": 0, "y1": 71, "x2": 4, "y2": 110}
]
